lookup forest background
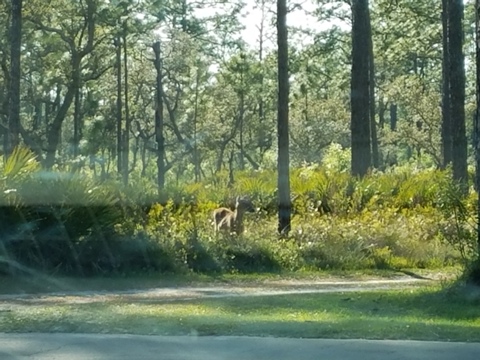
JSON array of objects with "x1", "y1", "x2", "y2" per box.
[{"x1": 0, "y1": 0, "x2": 479, "y2": 281}]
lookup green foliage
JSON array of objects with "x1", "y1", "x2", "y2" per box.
[{"x1": 0, "y1": 153, "x2": 472, "y2": 276}]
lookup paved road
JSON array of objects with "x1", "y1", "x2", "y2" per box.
[{"x1": 0, "y1": 333, "x2": 479, "y2": 360}]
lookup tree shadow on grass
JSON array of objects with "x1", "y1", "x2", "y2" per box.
[
  {"x1": 1, "y1": 302, "x2": 480, "y2": 342},
  {"x1": 197, "y1": 286, "x2": 480, "y2": 323}
]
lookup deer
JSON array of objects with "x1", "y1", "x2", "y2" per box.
[{"x1": 213, "y1": 196, "x2": 256, "y2": 235}]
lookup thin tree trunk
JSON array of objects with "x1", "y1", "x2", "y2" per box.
[
  {"x1": 5, "y1": 0, "x2": 23, "y2": 157},
  {"x1": 216, "y1": 141, "x2": 227, "y2": 173},
  {"x1": 228, "y1": 149, "x2": 234, "y2": 187},
  {"x1": 378, "y1": 99, "x2": 385, "y2": 129},
  {"x1": 141, "y1": 139, "x2": 147, "y2": 177},
  {"x1": 258, "y1": 0, "x2": 266, "y2": 155},
  {"x1": 122, "y1": 31, "x2": 130, "y2": 185},
  {"x1": 390, "y1": 103, "x2": 397, "y2": 131},
  {"x1": 153, "y1": 41, "x2": 165, "y2": 191},
  {"x1": 238, "y1": 55, "x2": 245, "y2": 170},
  {"x1": 442, "y1": 0, "x2": 453, "y2": 167},
  {"x1": 193, "y1": 66, "x2": 200, "y2": 182},
  {"x1": 132, "y1": 135, "x2": 139, "y2": 174},
  {"x1": 277, "y1": 0, "x2": 291, "y2": 235},
  {"x1": 115, "y1": 36, "x2": 123, "y2": 176},
  {"x1": 351, "y1": 0, "x2": 371, "y2": 177},
  {"x1": 73, "y1": 86, "x2": 81, "y2": 158}
]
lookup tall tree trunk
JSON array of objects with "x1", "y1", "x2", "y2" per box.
[
  {"x1": 442, "y1": 0, "x2": 453, "y2": 167},
  {"x1": 193, "y1": 66, "x2": 200, "y2": 182},
  {"x1": 258, "y1": 0, "x2": 266, "y2": 156},
  {"x1": 277, "y1": 0, "x2": 291, "y2": 235},
  {"x1": 73, "y1": 86, "x2": 81, "y2": 158},
  {"x1": 366, "y1": 6, "x2": 379, "y2": 168},
  {"x1": 115, "y1": 36, "x2": 123, "y2": 176},
  {"x1": 44, "y1": 0, "x2": 95, "y2": 169},
  {"x1": 474, "y1": 0, "x2": 480, "y2": 280},
  {"x1": 238, "y1": 54, "x2": 246, "y2": 170},
  {"x1": 378, "y1": 99, "x2": 385, "y2": 129},
  {"x1": 216, "y1": 141, "x2": 227, "y2": 173},
  {"x1": 239, "y1": 91, "x2": 245, "y2": 170},
  {"x1": 153, "y1": 41, "x2": 165, "y2": 191},
  {"x1": 350, "y1": 0, "x2": 371, "y2": 177},
  {"x1": 122, "y1": 31, "x2": 130, "y2": 185},
  {"x1": 44, "y1": 70, "x2": 79, "y2": 168},
  {"x1": 390, "y1": 103, "x2": 397, "y2": 131},
  {"x1": 5, "y1": 0, "x2": 23, "y2": 157},
  {"x1": 449, "y1": 0, "x2": 467, "y2": 187}
]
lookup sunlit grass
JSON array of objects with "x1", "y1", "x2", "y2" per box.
[{"x1": 1, "y1": 285, "x2": 479, "y2": 341}]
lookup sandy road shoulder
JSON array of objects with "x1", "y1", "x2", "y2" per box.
[{"x1": 0, "y1": 276, "x2": 435, "y2": 307}]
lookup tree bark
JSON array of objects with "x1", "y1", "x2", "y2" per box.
[
  {"x1": 258, "y1": 0, "x2": 266, "y2": 156},
  {"x1": 277, "y1": 0, "x2": 291, "y2": 235},
  {"x1": 73, "y1": 86, "x2": 81, "y2": 158},
  {"x1": 366, "y1": 5, "x2": 379, "y2": 168},
  {"x1": 44, "y1": 69, "x2": 79, "y2": 168},
  {"x1": 153, "y1": 41, "x2": 165, "y2": 191},
  {"x1": 390, "y1": 103, "x2": 397, "y2": 131},
  {"x1": 442, "y1": 0, "x2": 453, "y2": 167},
  {"x1": 122, "y1": 31, "x2": 130, "y2": 185},
  {"x1": 5, "y1": 0, "x2": 23, "y2": 157},
  {"x1": 448, "y1": 0, "x2": 467, "y2": 187},
  {"x1": 474, "y1": 0, "x2": 480, "y2": 279},
  {"x1": 115, "y1": 36, "x2": 123, "y2": 176},
  {"x1": 193, "y1": 66, "x2": 201, "y2": 182},
  {"x1": 350, "y1": 0, "x2": 371, "y2": 177}
]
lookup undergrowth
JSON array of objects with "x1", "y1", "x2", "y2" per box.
[{"x1": 0, "y1": 147, "x2": 476, "y2": 276}]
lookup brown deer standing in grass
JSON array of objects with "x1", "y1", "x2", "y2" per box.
[{"x1": 213, "y1": 196, "x2": 255, "y2": 235}]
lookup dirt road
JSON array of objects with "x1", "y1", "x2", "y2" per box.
[{"x1": 0, "y1": 276, "x2": 433, "y2": 306}]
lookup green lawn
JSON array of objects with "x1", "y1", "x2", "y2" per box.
[{"x1": 1, "y1": 284, "x2": 479, "y2": 342}]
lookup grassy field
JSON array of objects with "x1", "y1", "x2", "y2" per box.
[{"x1": 0, "y1": 277, "x2": 479, "y2": 342}]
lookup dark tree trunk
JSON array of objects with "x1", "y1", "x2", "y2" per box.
[
  {"x1": 442, "y1": 0, "x2": 453, "y2": 168},
  {"x1": 44, "y1": 70, "x2": 79, "y2": 168},
  {"x1": 5, "y1": 0, "x2": 23, "y2": 157},
  {"x1": 216, "y1": 141, "x2": 227, "y2": 173},
  {"x1": 277, "y1": 0, "x2": 291, "y2": 235},
  {"x1": 122, "y1": 31, "x2": 130, "y2": 185},
  {"x1": 378, "y1": 99, "x2": 385, "y2": 129},
  {"x1": 448, "y1": 0, "x2": 467, "y2": 187},
  {"x1": 228, "y1": 149, "x2": 235, "y2": 187},
  {"x1": 73, "y1": 86, "x2": 81, "y2": 158},
  {"x1": 43, "y1": 0, "x2": 95, "y2": 169},
  {"x1": 238, "y1": 94, "x2": 245, "y2": 170},
  {"x1": 193, "y1": 66, "x2": 201, "y2": 182},
  {"x1": 238, "y1": 54, "x2": 246, "y2": 171},
  {"x1": 115, "y1": 36, "x2": 123, "y2": 176},
  {"x1": 351, "y1": 0, "x2": 371, "y2": 177},
  {"x1": 390, "y1": 103, "x2": 397, "y2": 131},
  {"x1": 153, "y1": 41, "x2": 165, "y2": 191},
  {"x1": 366, "y1": 5, "x2": 379, "y2": 168},
  {"x1": 258, "y1": 0, "x2": 266, "y2": 156},
  {"x1": 474, "y1": 0, "x2": 480, "y2": 280}
]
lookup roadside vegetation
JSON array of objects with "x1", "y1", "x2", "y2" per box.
[{"x1": 0, "y1": 147, "x2": 477, "y2": 278}]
